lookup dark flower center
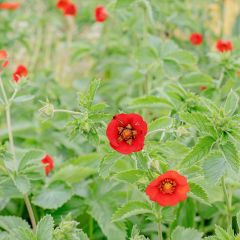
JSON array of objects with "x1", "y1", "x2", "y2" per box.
[
  {"x1": 118, "y1": 124, "x2": 137, "y2": 145},
  {"x1": 159, "y1": 178, "x2": 176, "y2": 194}
]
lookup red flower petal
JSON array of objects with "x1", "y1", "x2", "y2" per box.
[
  {"x1": 189, "y1": 33, "x2": 203, "y2": 45},
  {"x1": 56, "y1": 0, "x2": 70, "y2": 10},
  {"x1": 12, "y1": 65, "x2": 28, "y2": 83},
  {"x1": 106, "y1": 113, "x2": 147, "y2": 154},
  {"x1": 95, "y1": 6, "x2": 108, "y2": 22},
  {"x1": 63, "y1": 2, "x2": 77, "y2": 16},
  {"x1": 145, "y1": 170, "x2": 190, "y2": 207},
  {"x1": 0, "y1": 2, "x2": 20, "y2": 10},
  {"x1": 216, "y1": 40, "x2": 233, "y2": 52},
  {"x1": 0, "y1": 50, "x2": 7, "y2": 60},
  {"x1": 41, "y1": 154, "x2": 54, "y2": 175}
]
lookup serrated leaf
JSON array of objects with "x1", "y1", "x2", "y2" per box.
[
  {"x1": 112, "y1": 201, "x2": 152, "y2": 222},
  {"x1": 0, "y1": 216, "x2": 30, "y2": 232},
  {"x1": 36, "y1": 215, "x2": 54, "y2": 240},
  {"x1": 10, "y1": 227, "x2": 36, "y2": 240},
  {"x1": 148, "y1": 116, "x2": 173, "y2": 132},
  {"x1": 215, "y1": 225, "x2": 233, "y2": 240},
  {"x1": 14, "y1": 175, "x2": 31, "y2": 194},
  {"x1": 189, "y1": 182, "x2": 209, "y2": 204},
  {"x1": 18, "y1": 150, "x2": 45, "y2": 171},
  {"x1": 162, "y1": 207, "x2": 176, "y2": 224},
  {"x1": 99, "y1": 152, "x2": 123, "y2": 178},
  {"x1": 220, "y1": 141, "x2": 239, "y2": 173},
  {"x1": 32, "y1": 181, "x2": 73, "y2": 209},
  {"x1": 113, "y1": 169, "x2": 148, "y2": 184},
  {"x1": 181, "y1": 136, "x2": 215, "y2": 166},
  {"x1": 180, "y1": 112, "x2": 217, "y2": 138},
  {"x1": 203, "y1": 152, "x2": 226, "y2": 184},
  {"x1": 224, "y1": 90, "x2": 239, "y2": 116},
  {"x1": 171, "y1": 226, "x2": 203, "y2": 240}
]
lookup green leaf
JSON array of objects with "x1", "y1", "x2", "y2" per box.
[
  {"x1": 112, "y1": 201, "x2": 152, "y2": 222},
  {"x1": 99, "y1": 152, "x2": 123, "y2": 178},
  {"x1": 180, "y1": 112, "x2": 217, "y2": 138},
  {"x1": 10, "y1": 227, "x2": 36, "y2": 240},
  {"x1": 127, "y1": 96, "x2": 173, "y2": 109},
  {"x1": 32, "y1": 181, "x2": 73, "y2": 209},
  {"x1": 180, "y1": 72, "x2": 213, "y2": 87},
  {"x1": 148, "y1": 116, "x2": 173, "y2": 132},
  {"x1": 18, "y1": 149, "x2": 45, "y2": 170},
  {"x1": 220, "y1": 141, "x2": 239, "y2": 173},
  {"x1": 181, "y1": 136, "x2": 215, "y2": 166},
  {"x1": 237, "y1": 211, "x2": 240, "y2": 230},
  {"x1": 165, "y1": 50, "x2": 198, "y2": 67},
  {"x1": 87, "y1": 79, "x2": 101, "y2": 107},
  {"x1": 36, "y1": 215, "x2": 54, "y2": 240},
  {"x1": 14, "y1": 175, "x2": 31, "y2": 194},
  {"x1": 13, "y1": 95, "x2": 35, "y2": 103},
  {"x1": 163, "y1": 59, "x2": 182, "y2": 79},
  {"x1": 189, "y1": 182, "x2": 209, "y2": 204},
  {"x1": 51, "y1": 165, "x2": 96, "y2": 184},
  {"x1": 113, "y1": 169, "x2": 148, "y2": 184},
  {"x1": 224, "y1": 90, "x2": 239, "y2": 116},
  {"x1": 171, "y1": 226, "x2": 203, "y2": 240},
  {"x1": 215, "y1": 225, "x2": 233, "y2": 240},
  {"x1": 0, "y1": 216, "x2": 30, "y2": 232},
  {"x1": 203, "y1": 152, "x2": 226, "y2": 184}
]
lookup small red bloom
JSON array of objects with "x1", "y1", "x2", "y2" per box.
[
  {"x1": 146, "y1": 170, "x2": 190, "y2": 207},
  {"x1": 0, "y1": 50, "x2": 9, "y2": 68},
  {"x1": 199, "y1": 85, "x2": 207, "y2": 91},
  {"x1": 95, "y1": 6, "x2": 108, "y2": 22},
  {"x1": 0, "y1": 2, "x2": 20, "y2": 10},
  {"x1": 106, "y1": 113, "x2": 147, "y2": 154},
  {"x1": 63, "y1": 2, "x2": 77, "y2": 16},
  {"x1": 56, "y1": 0, "x2": 70, "y2": 10},
  {"x1": 12, "y1": 65, "x2": 28, "y2": 83},
  {"x1": 41, "y1": 154, "x2": 54, "y2": 175},
  {"x1": 189, "y1": 33, "x2": 203, "y2": 45},
  {"x1": 216, "y1": 40, "x2": 233, "y2": 52}
]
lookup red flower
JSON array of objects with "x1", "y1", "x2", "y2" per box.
[
  {"x1": 189, "y1": 33, "x2": 203, "y2": 45},
  {"x1": 56, "y1": 0, "x2": 70, "y2": 10},
  {"x1": 0, "y1": 2, "x2": 20, "y2": 10},
  {"x1": 12, "y1": 65, "x2": 28, "y2": 83},
  {"x1": 0, "y1": 50, "x2": 9, "y2": 68},
  {"x1": 63, "y1": 2, "x2": 77, "y2": 16},
  {"x1": 216, "y1": 40, "x2": 233, "y2": 52},
  {"x1": 146, "y1": 170, "x2": 190, "y2": 207},
  {"x1": 106, "y1": 113, "x2": 147, "y2": 154},
  {"x1": 95, "y1": 6, "x2": 108, "y2": 22},
  {"x1": 41, "y1": 154, "x2": 54, "y2": 175},
  {"x1": 199, "y1": 85, "x2": 207, "y2": 91}
]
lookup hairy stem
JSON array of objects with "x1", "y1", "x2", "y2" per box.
[
  {"x1": 221, "y1": 177, "x2": 232, "y2": 227},
  {"x1": 54, "y1": 109, "x2": 82, "y2": 115},
  {"x1": 0, "y1": 76, "x2": 37, "y2": 230},
  {"x1": 24, "y1": 195, "x2": 37, "y2": 231},
  {"x1": 155, "y1": 204, "x2": 163, "y2": 240}
]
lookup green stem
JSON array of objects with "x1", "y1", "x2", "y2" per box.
[
  {"x1": 221, "y1": 177, "x2": 232, "y2": 227},
  {"x1": 155, "y1": 205, "x2": 163, "y2": 240},
  {"x1": 24, "y1": 195, "x2": 37, "y2": 231},
  {"x1": 0, "y1": 76, "x2": 37, "y2": 231},
  {"x1": 89, "y1": 215, "x2": 93, "y2": 240}
]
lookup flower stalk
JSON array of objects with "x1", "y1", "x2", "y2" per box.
[
  {"x1": 0, "y1": 76, "x2": 37, "y2": 231},
  {"x1": 221, "y1": 177, "x2": 232, "y2": 227}
]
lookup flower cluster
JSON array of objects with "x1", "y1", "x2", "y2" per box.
[
  {"x1": 106, "y1": 113, "x2": 190, "y2": 207},
  {"x1": 0, "y1": 50, "x2": 28, "y2": 83},
  {"x1": 56, "y1": 0, "x2": 77, "y2": 16},
  {"x1": 189, "y1": 32, "x2": 233, "y2": 52}
]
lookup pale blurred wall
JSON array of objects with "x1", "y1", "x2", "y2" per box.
[{"x1": 210, "y1": 0, "x2": 240, "y2": 36}]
